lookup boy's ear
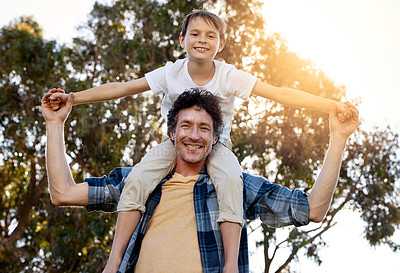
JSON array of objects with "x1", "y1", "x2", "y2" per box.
[
  {"x1": 179, "y1": 32, "x2": 185, "y2": 48},
  {"x1": 218, "y1": 38, "x2": 226, "y2": 53}
]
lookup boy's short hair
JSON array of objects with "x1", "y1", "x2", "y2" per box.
[
  {"x1": 181, "y1": 10, "x2": 226, "y2": 40},
  {"x1": 167, "y1": 88, "x2": 223, "y2": 140}
]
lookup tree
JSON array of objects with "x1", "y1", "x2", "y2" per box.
[{"x1": 0, "y1": 16, "x2": 69, "y2": 271}]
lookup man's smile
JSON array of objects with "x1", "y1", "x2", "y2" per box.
[{"x1": 184, "y1": 143, "x2": 204, "y2": 150}]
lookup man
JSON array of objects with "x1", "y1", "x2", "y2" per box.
[{"x1": 42, "y1": 89, "x2": 358, "y2": 273}]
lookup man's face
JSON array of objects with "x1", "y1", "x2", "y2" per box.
[{"x1": 170, "y1": 105, "x2": 217, "y2": 166}]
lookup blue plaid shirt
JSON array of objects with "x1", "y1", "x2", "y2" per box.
[{"x1": 86, "y1": 167, "x2": 309, "y2": 273}]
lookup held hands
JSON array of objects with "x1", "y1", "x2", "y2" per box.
[
  {"x1": 329, "y1": 101, "x2": 359, "y2": 139},
  {"x1": 335, "y1": 101, "x2": 356, "y2": 122},
  {"x1": 41, "y1": 89, "x2": 73, "y2": 123},
  {"x1": 46, "y1": 88, "x2": 71, "y2": 111}
]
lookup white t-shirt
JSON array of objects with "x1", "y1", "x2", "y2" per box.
[{"x1": 145, "y1": 58, "x2": 257, "y2": 141}]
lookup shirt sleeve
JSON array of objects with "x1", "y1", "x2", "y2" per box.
[
  {"x1": 243, "y1": 172, "x2": 309, "y2": 227},
  {"x1": 223, "y1": 63, "x2": 257, "y2": 100},
  {"x1": 85, "y1": 167, "x2": 132, "y2": 213},
  {"x1": 144, "y1": 62, "x2": 172, "y2": 96}
]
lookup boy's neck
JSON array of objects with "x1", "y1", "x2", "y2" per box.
[{"x1": 187, "y1": 59, "x2": 215, "y2": 86}]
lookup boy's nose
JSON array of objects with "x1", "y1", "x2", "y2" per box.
[{"x1": 198, "y1": 34, "x2": 206, "y2": 43}]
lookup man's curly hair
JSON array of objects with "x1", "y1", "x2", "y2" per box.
[{"x1": 167, "y1": 88, "x2": 223, "y2": 140}]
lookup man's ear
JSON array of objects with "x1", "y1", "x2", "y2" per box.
[
  {"x1": 169, "y1": 130, "x2": 175, "y2": 142},
  {"x1": 179, "y1": 32, "x2": 185, "y2": 48},
  {"x1": 213, "y1": 136, "x2": 218, "y2": 145}
]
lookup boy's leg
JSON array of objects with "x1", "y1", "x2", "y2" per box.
[
  {"x1": 117, "y1": 138, "x2": 176, "y2": 212},
  {"x1": 206, "y1": 142, "x2": 244, "y2": 272},
  {"x1": 207, "y1": 142, "x2": 244, "y2": 225}
]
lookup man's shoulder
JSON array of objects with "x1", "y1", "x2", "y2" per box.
[
  {"x1": 242, "y1": 172, "x2": 269, "y2": 186},
  {"x1": 85, "y1": 167, "x2": 133, "y2": 188},
  {"x1": 109, "y1": 167, "x2": 133, "y2": 180},
  {"x1": 242, "y1": 172, "x2": 281, "y2": 196}
]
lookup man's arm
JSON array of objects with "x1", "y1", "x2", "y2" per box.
[
  {"x1": 48, "y1": 77, "x2": 150, "y2": 108},
  {"x1": 307, "y1": 103, "x2": 359, "y2": 222},
  {"x1": 43, "y1": 92, "x2": 89, "y2": 206},
  {"x1": 243, "y1": 103, "x2": 358, "y2": 226}
]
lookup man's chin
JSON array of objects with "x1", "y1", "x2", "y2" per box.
[
  {"x1": 177, "y1": 145, "x2": 212, "y2": 165},
  {"x1": 179, "y1": 150, "x2": 208, "y2": 164},
  {"x1": 181, "y1": 156, "x2": 205, "y2": 164}
]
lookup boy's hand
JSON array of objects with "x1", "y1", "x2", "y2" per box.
[
  {"x1": 335, "y1": 101, "x2": 357, "y2": 122},
  {"x1": 330, "y1": 101, "x2": 359, "y2": 138},
  {"x1": 41, "y1": 91, "x2": 73, "y2": 124},
  {"x1": 48, "y1": 88, "x2": 71, "y2": 111}
]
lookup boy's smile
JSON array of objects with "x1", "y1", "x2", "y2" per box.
[
  {"x1": 180, "y1": 17, "x2": 225, "y2": 63},
  {"x1": 194, "y1": 46, "x2": 209, "y2": 53}
]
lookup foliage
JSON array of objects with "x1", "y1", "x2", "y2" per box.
[
  {"x1": 0, "y1": 0, "x2": 399, "y2": 272},
  {"x1": 0, "y1": 16, "x2": 69, "y2": 271}
]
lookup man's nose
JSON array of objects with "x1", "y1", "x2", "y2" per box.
[{"x1": 189, "y1": 127, "x2": 200, "y2": 139}]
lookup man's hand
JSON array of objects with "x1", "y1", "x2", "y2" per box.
[
  {"x1": 330, "y1": 101, "x2": 359, "y2": 139},
  {"x1": 42, "y1": 90, "x2": 73, "y2": 123}
]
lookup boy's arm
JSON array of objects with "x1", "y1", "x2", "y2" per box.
[
  {"x1": 50, "y1": 77, "x2": 150, "y2": 106},
  {"x1": 252, "y1": 80, "x2": 344, "y2": 114}
]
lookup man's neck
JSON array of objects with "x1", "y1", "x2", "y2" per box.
[{"x1": 175, "y1": 158, "x2": 205, "y2": 177}]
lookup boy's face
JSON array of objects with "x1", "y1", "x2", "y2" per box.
[{"x1": 179, "y1": 17, "x2": 226, "y2": 63}]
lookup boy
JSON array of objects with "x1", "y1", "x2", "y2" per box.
[{"x1": 48, "y1": 10, "x2": 352, "y2": 273}]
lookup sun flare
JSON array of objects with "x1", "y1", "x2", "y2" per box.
[{"x1": 262, "y1": 0, "x2": 400, "y2": 130}]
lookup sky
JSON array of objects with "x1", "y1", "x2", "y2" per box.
[
  {"x1": 262, "y1": 0, "x2": 400, "y2": 133},
  {"x1": 0, "y1": 0, "x2": 399, "y2": 272}
]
